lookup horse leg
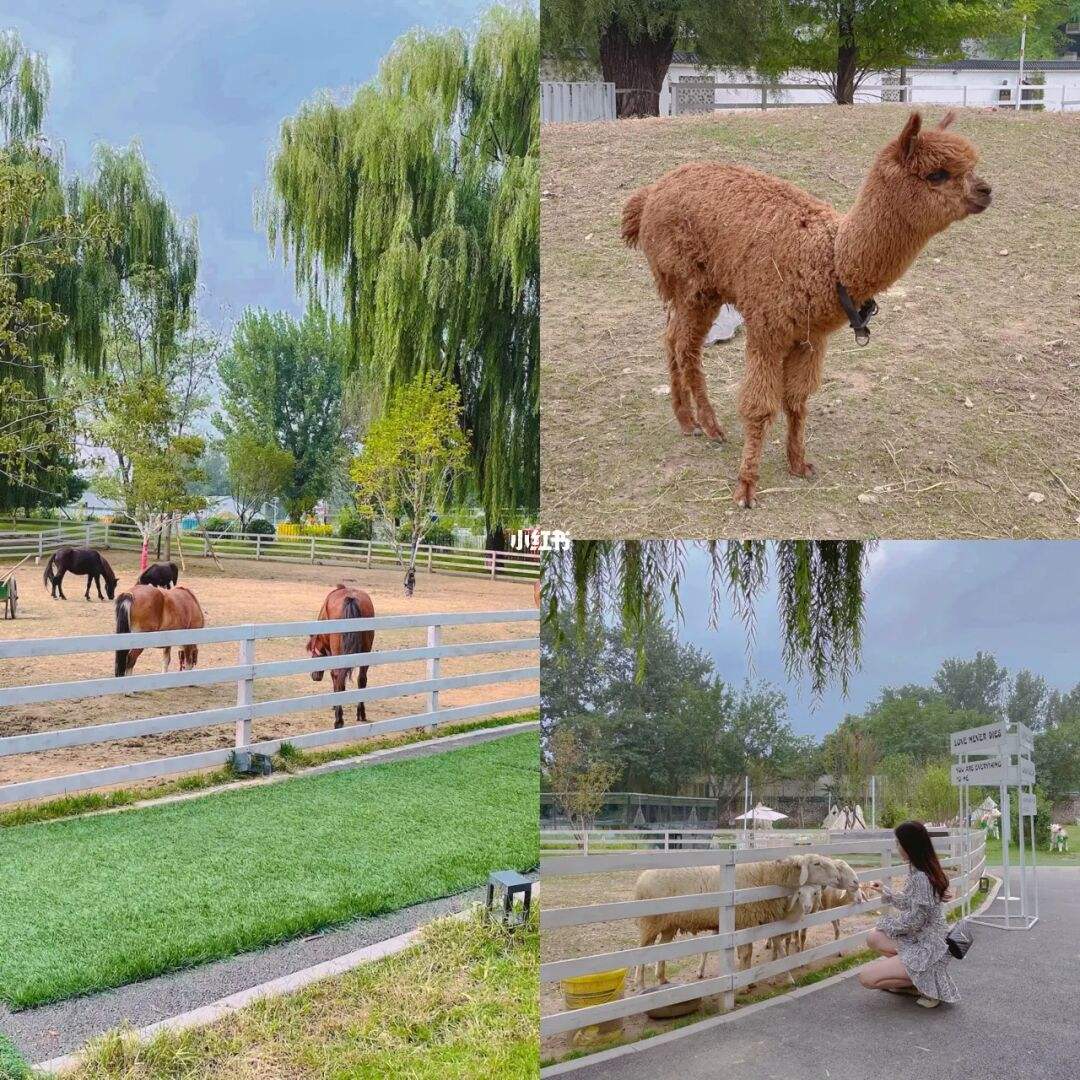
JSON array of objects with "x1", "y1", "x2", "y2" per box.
[
  {"x1": 126, "y1": 648, "x2": 143, "y2": 675},
  {"x1": 95, "y1": 573, "x2": 105, "y2": 600},
  {"x1": 56, "y1": 569, "x2": 66, "y2": 599},
  {"x1": 356, "y1": 665, "x2": 369, "y2": 724},
  {"x1": 84, "y1": 574, "x2": 92, "y2": 601},
  {"x1": 332, "y1": 669, "x2": 346, "y2": 728},
  {"x1": 161, "y1": 646, "x2": 172, "y2": 673}
]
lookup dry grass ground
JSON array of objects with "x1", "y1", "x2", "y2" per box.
[
  {"x1": 540, "y1": 865, "x2": 962, "y2": 1062},
  {"x1": 540, "y1": 105, "x2": 1080, "y2": 538},
  {"x1": 0, "y1": 552, "x2": 537, "y2": 791}
]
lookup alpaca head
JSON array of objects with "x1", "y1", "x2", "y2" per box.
[{"x1": 872, "y1": 111, "x2": 991, "y2": 235}]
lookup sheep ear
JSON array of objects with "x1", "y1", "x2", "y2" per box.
[
  {"x1": 898, "y1": 111, "x2": 922, "y2": 159},
  {"x1": 785, "y1": 891, "x2": 802, "y2": 918},
  {"x1": 798, "y1": 856, "x2": 810, "y2": 887},
  {"x1": 938, "y1": 110, "x2": 956, "y2": 130}
]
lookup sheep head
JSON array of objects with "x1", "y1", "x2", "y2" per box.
[{"x1": 832, "y1": 858, "x2": 861, "y2": 894}]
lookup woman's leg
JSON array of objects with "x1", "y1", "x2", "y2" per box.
[
  {"x1": 857, "y1": 955, "x2": 915, "y2": 991},
  {"x1": 866, "y1": 929, "x2": 899, "y2": 956}
]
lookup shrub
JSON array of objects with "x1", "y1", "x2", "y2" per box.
[
  {"x1": 336, "y1": 506, "x2": 372, "y2": 541},
  {"x1": 396, "y1": 519, "x2": 455, "y2": 548},
  {"x1": 203, "y1": 515, "x2": 235, "y2": 535},
  {"x1": 276, "y1": 522, "x2": 333, "y2": 538},
  {"x1": 246, "y1": 518, "x2": 274, "y2": 536}
]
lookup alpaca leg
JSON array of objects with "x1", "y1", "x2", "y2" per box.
[
  {"x1": 782, "y1": 338, "x2": 825, "y2": 479},
  {"x1": 735, "y1": 337, "x2": 783, "y2": 508},
  {"x1": 664, "y1": 309, "x2": 698, "y2": 435},
  {"x1": 677, "y1": 297, "x2": 724, "y2": 439}
]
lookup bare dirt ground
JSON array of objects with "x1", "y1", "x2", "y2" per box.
[
  {"x1": 540, "y1": 866, "x2": 960, "y2": 1062},
  {"x1": 0, "y1": 552, "x2": 537, "y2": 790},
  {"x1": 540, "y1": 106, "x2": 1080, "y2": 538}
]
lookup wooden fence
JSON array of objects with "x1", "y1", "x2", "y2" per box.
[
  {"x1": 0, "y1": 608, "x2": 539, "y2": 804},
  {"x1": 540, "y1": 831, "x2": 986, "y2": 1040},
  {"x1": 541, "y1": 81, "x2": 616, "y2": 123},
  {"x1": 0, "y1": 521, "x2": 540, "y2": 581}
]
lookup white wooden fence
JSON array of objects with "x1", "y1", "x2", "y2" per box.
[
  {"x1": 0, "y1": 521, "x2": 539, "y2": 581},
  {"x1": 0, "y1": 608, "x2": 539, "y2": 804},
  {"x1": 540, "y1": 828, "x2": 827, "y2": 853},
  {"x1": 540, "y1": 831, "x2": 986, "y2": 1039},
  {"x1": 671, "y1": 79, "x2": 1080, "y2": 114},
  {"x1": 541, "y1": 81, "x2": 616, "y2": 123}
]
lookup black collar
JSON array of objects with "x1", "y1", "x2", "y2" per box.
[{"x1": 836, "y1": 282, "x2": 879, "y2": 346}]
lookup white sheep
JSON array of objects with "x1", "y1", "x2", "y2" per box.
[{"x1": 632, "y1": 853, "x2": 852, "y2": 990}]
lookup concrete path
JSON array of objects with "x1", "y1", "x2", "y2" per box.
[
  {"x1": 565, "y1": 867, "x2": 1079, "y2": 1080},
  {"x1": 2, "y1": 888, "x2": 484, "y2": 1064}
]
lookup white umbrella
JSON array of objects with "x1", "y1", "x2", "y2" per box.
[{"x1": 734, "y1": 803, "x2": 788, "y2": 823}]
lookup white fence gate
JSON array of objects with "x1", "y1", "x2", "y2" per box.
[
  {"x1": 541, "y1": 81, "x2": 616, "y2": 123},
  {"x1": 540, "y1": 831, "x2": 985, "y2": 1041},
  {"x1": 0, "y1": 608, "x2": 539, "y2": 804}
]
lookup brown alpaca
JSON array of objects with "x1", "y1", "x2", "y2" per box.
[{"x1": 622, "y1": 111, "x2": 991, "y2": 508}]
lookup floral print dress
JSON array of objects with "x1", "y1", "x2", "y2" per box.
[{"x1": 876, "y1": 867, "x2": 959, "y2": 1003}]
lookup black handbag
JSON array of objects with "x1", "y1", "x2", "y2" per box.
[{"x1": 946, "y1": 918, "x2": 973, "y2": 959}]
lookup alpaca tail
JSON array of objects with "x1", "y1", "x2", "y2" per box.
[
  {"x1": 621, "y1": 189, "x2": 648, "y2": 248},
  {"x1": 115, "y1": 593, "x2": 133, "y2": 677}
]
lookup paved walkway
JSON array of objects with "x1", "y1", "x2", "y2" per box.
[{"x1": 567, "y1": 867, "x2": 1079, "y2": 1080}]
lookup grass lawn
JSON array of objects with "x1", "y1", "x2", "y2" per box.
[
  {"x1": 64, "y1": 910, "x2": 538, "y2": 1080},
  {"x1": 984, "y1": 823, "x2": 1080, "y2": 867},
  {"x1": 0, "y1": 733, "x2": 538, "y2": 1010}
]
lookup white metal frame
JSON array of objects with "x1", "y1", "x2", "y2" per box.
[
  {"x1": 952, "y1": 720, "x2": 1038, "y2": 931},
  {"x1": 539, "y1": 831, "x2": 985, "y2": 1040},
  {"x1": 0, "y1": 608, "x2": 539, "y2": 804}
]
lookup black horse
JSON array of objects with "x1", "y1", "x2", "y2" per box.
[
  {"x1": 137, "y1": 561, "x2": 179, "y2": 588},
  {"x1": 43, "y1": 547, "x2": 118, "y2": 600}
]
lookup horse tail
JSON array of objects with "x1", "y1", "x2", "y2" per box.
[
  {"x1": 170, "y1": 562, "x2": 179, "y2": 586},
  {"x1": 43, "y1": 552, "x2": 57, "y2": 590},
  {"x1": 115, "y1": 593, "x2": 133, "y2": 677},
  {"x1": 341, "y1": 595, "x2": 363, "y2": 658}
]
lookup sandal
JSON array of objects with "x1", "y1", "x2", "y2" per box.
[
  {"x1": 916, "y1": 996, "x2": 941, "y2": 1008},
  {"x1": 885, "y1": 987, "x2": 919, "y2": 996}
]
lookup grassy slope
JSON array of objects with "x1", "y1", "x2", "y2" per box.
[
  {"x1": 540, "y1": 106, "x2": 1080, "y2": 538},
  {"x1": 67, "y1": 911, "x2": 539, "y2": 1080},
  {"x1": 0, "y1": 733, "x2": 539, "y2": 1009},
  {"x1": 985, "y1": 823, "x2": 1080, "y2": 866}
]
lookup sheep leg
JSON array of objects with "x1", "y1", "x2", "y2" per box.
[
  {"x1": 655, "y1": 928, "x2": 677, "y2": 985},
  {"x1": 782, "y1": 337, "x2": 825, "y2": 479},
  {"x1": 832, "y1": 919, "x2": 841, "y2": 940},
  {"x1": 734, "y1": 336, "x2": 783, "y2": 509}
]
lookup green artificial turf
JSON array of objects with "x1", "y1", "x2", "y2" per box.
[
  {"x1": 0, "y1": 733, "x2": 539, "y2": 1010},
  {"x1": 0, "y1": 1033, "x2": 29, "y2": 1079}
]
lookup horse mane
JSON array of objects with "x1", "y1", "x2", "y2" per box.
[{"x1": 100, "y1": 554, "x2": 117, "y2": 587}]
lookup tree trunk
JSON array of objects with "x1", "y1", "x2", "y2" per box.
[
  {"x1": 599, "y1": 15, "x2": 676, "y2": 118},
  {"x1": 835, "y1": 5, "x2": 857, "y2": 105}
]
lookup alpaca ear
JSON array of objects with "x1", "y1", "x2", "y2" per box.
[
  {"x1": 898, "y1": 111, "x2": 922, "y2": 159},
  {"x1": 938, "y1": 110, "x2": 956, "y2": 130}
]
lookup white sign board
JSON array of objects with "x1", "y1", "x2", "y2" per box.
[
  {"x1": 951, "y1": 758, "x2": 1035, "y2": 786},
  {"x1": 1016, "y1": 722, "x2": 1035, "y2": 751},
  {"x1": 950, "y1": 721, "x2": 1007, "y2": 754},
  {"x1": 1021, "y1": 793, "x2": 1037, "y2": 816}
]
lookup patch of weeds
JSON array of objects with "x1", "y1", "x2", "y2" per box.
[{"x1": 0, "y1": 1033, "x2": 29, "y2": 1079}]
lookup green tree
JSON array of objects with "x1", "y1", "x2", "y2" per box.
[
  {"x1": 933, "y1": 652, "x2": 1009, "y2": 719},
  {"x1": 1033, "y1": 701, "x2": 1080, "y2": 804},
  {"x1": 264, "y1": 6, "x2": 538, "y2": 533},
  {"x1": 547, "y1": 728, "x2": 618, "y2": 844},
  {"x1": 774, "y1": 1, "x2": 1007, "y2": 104},
  {"x1": 543, "y1": 540, "x2": 869, "y2": 697},
  {"x1": 542, "y1": 0, "x2": 783, "y2": 116},
  {"x1": 983, "y1": 0, "x2": 1080, "y2": 59},
  {"x1": 1007, "y1": 669, "x2": 1049, "y2": 731},
  {"x1": 222, "y1": 432, "x2": 295, "y2": 532},
  {"x1": 910, "y1": 761, "x2": 957, "y2": 825},
  {"x1": 0, "y1": 30, "x2": 48, "y2": 144},
  {"x1": 351, "y1": 371, "x2": 469, "y2": 595},
  {"x1": 216, "y1": 307, "x2": 345, "y2": 522}
]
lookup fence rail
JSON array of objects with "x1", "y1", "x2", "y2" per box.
[
  {"x1": 0, "y1": 521, "x2": 539, "y2": 581},
  {"x1": 0, "y1": 608, "x2": 539, "y2": 804},
  {"x1": 540, "y1": 81, "x2": 616, "y2": 123},
  {"x1": 539, "y1": 832, "x2": 985, "y2": 1039}
]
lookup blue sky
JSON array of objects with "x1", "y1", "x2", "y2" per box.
[
  {"x1": 668, "y1": 541, "x2": 1080, "y2": 738},
  {"x1": 5, "y1": 0, "x2": 486, "y2": 327}
]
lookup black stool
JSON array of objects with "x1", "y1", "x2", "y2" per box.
[{"x1": 485, "y1": 870, "x2": 533, "y2": 929}]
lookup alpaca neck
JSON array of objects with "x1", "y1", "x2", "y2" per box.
[{"x1": 835, "y1": 178, "x2": 933, "y2": 300}]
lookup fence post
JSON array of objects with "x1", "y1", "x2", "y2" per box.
[
  {"x1": 37, "y1": 532, "x2": 43, "y2": 564},
  {"x1": 310, "y1": 536, "x2": 316, "y2": 565},
  {"x1": 760, "y1": 85, "x2": 768, "y2": 110},
  {"x1": 428, "y1": 546, "x2": 433, "y2": 573},
  {"x1": 85, "y1": 523, "x2": 91, "y2": 545},
  {"x1": 366, "y1": 541, "x2": 373, "y2": 569},
  {"x1": 490, "y1": 552, "x2": 497, "y2": 579},
  {"x1": 426, "y1": 623, "x2": 441, "y2": 732},
  {"x1": 963, "y1": 85, "x2": 968, "y2": 107},
  {"x1": 879, "y1": 840, "x2": 895, "y2": 905},
  {"x1": 235, "y1": 632, "x2": 255, "y2": 751},
  {"x1": 203, "y1": 532, "x2": 209, "y2": 557},
  {"x1": 256, "y1": 534, "x2": 262, "y2": 560},
  {"x1": 718, "y1": 851, "x2": 736, "y2": 1012}
]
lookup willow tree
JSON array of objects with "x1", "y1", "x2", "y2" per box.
[
  {"x1": 542, "y1": 540, "x2": 870, "y2": 698},
  {"x1": 264, "y1": 4, "x2": 538, "y2": 538}
]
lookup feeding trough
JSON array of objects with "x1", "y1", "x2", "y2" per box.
[{"x1": 0, "y1": 553, "x2": 30, "y2": 619}]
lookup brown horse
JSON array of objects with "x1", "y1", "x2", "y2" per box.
[
  {"x1": 114, "y1": 584, "x2": 206, "y2": 676},
  {"x1": 306, "y1": 584, "x2": 375, "y2": 728}
]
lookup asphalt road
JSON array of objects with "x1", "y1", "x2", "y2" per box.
[{"x1": 567, "y1": 867, "x2": 1079, "y2": 1080}]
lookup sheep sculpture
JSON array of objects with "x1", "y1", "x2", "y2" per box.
[
  {"x1": 632, "y1": 853, "x2": 856, "y2": 991},
  {"x1": 622, "y1": 111, "x2": 992, "y2": 509}
]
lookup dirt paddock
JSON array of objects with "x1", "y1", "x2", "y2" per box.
[
  {"x1": 0, "y1": 552, "x2": 538, "y2": 793},
  {"x1": 540, "y1": 106, "x2": 1080, "y2": 538}
]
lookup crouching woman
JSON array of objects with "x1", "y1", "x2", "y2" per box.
[{"x1": 859, "y1": 820, "x2": 959, "y2": 1008}]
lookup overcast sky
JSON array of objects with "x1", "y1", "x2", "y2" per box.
[
  {"x1": 669, "y1": 541, "x2": 1080, "y2": 738},
  {"x1": 4, "y1": 0, "x2": 485, "y2": 327}
]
